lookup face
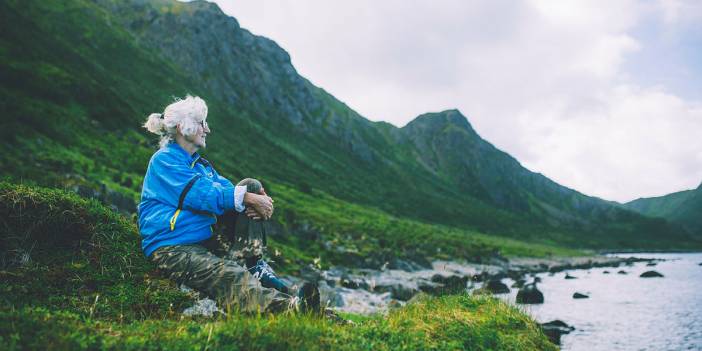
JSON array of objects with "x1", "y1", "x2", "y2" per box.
[{"x1": 184, "y1": 119, "x2": 210, "y2": 150}]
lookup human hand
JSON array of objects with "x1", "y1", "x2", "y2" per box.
[
  {"x1": 246, "y1": 207, "x2": 262, "y2": 220},
  {"x1": 244, "y1": 192, "x2": 274, "y2": 220}
]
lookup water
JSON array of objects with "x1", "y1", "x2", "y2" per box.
[{"x1": 500, "y1": 252, "x2": 702, "y2": 351}]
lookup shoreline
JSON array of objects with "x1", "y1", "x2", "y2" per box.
[{"x1": 293, "y1": 252, "x2": 672, "y2": 316}]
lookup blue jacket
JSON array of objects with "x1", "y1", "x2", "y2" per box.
[{"x1": 138, "y1": 142, "x2": 245, "y2": 257}]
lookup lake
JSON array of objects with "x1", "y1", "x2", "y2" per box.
[{"x1": 500, "y1": 252, "x2": 702, "y2": 350}]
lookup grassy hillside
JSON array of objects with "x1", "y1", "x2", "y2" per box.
[
  {"x1": 624, "y1": 184, "x2": 702, "y2": 236},
  {"x1": 0, "y1": 182, "x2": 556, "y2": 350},
  {"x1": 1, "y1": 0, "x2": 698, "y2": 255},
  {"x1": 94, "y1": 0, "x2": 701, "y2": 250}
]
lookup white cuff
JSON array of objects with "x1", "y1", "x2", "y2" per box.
[{"x1": 234, "y1": 185, "x2": 247, "y2": 212}]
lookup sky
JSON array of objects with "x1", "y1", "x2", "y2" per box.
[{"x1": 208, "y1": 0, "x2": 702, "y2": 203}]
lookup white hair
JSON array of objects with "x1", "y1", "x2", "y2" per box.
[{"x1": 143, "y1": 95, "x2": 208, "y2": 148}]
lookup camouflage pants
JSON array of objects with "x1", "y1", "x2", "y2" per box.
[{"x1": 151, "y1": 243, "x2": 294, "y2": 314}]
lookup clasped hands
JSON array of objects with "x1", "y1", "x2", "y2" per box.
[{"x1": 243, "y1": 188, "x2": 274, "y2": 221}]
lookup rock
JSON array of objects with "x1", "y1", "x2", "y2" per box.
[
  {"x1": 318, "y1": 281, "x2": 344, "y2": 308},
  {"x1": 374, "y1": 283, "x2": 418, "y2": 301},
  {"x1": 646, "y1": 262, "x2": 657, "y2": 266},
  {"x1": 617, "y1": 270, "x2": 627, "y2": 275},
  {"x1": 540, "y1": 320, "x2": 575, "y2": 345},
  {"x1": 416, "y1": 281, "x2": 442, "y2": 295},
  {"x1": 484, "y1": 279, "x2": 510, "y2": 294},
  {"x1": 572, "y1": 292, "x2": 589, "y2": 299},
  {"x1": 603, "y1": 270, "x2": 610, "y2": 274},
  {"x1": 532, "y1": 276, "x2": 542, "y2": 283},
  {"x1": 511, "y1": 279, "x2": 526, "y2": 288},
  {"x1": 698, "y1": 262, "x2": 702, "y2": 266},
  {"x1": 430, "y1": 274, "x2": 469, "y2": 294},
  {"x1": 564, "y1": 273, "x2": 577, "y2": 279},
  {"x1": 470, "y1": 271, "x2": 490, "y2": 282},
  {"x1": 339, "y1": 274, "x2": 360, "y2": 289},
  {"x1": 300, "y1": 264, "x2": 323, "y2": 282},
  {"x1": 387, "y1": 259, "x2": 425, "y2": 272},
  {"x1": 182, "y1": 298, "x2": 222, "y2": 317},
  {"x1": 516, "y1": 283, "x2": 544, "y2": 304},
  {"x1": 640, "y1": 270, "x2": 664, "y2": 278}
]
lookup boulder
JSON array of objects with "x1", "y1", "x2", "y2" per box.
[
  {"x1": 374, "y1": 283, "x2": 418, "y2": 301},
  {"x1": 572, "y1": 292, "x2": 589, "y2": 299},
  {"x1": 640, "y1": 270, "x2": 664, "y2": 278},
  {"x1": 516, "y1": 283, "x2": 544, "y2": 304},
  {"x1": 564, "y1": 273, "x2": 577, "y2": 279},
  {"x1": 300, "y1": 264, "x2": 323, "y2": 282},
  {"x1": 431, "y1": 274, "x2": 469, "y2": 294},
  {"x1": 484, "y1": 279, "x2": 510, "y2": 294},
  {"x1": 646, "y1": 262, "x2": 657, "y2": 267},
  {"x1": 339, "y1": 274, "x2": 360, "y2": 289},
  {"x1": 470, "y1": 272, "x2": 490, "y2": 282},
  {"x1": 603, "y1": 270, "x2": 610, "y2": 274},
  {"x1": 617, "y1": 270, "x2": 627, "y2": 275},
  {"x1": 540, "y1": 320, "x2": 575, "y2": 345}
]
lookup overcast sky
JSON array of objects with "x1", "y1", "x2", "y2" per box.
[{"x1": 209, "y1": 0, "x2": 702, "y2": 203}]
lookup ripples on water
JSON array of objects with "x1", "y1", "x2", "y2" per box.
[{"x1": 499, "y1": 252, "x2": 702, "y2": 351}]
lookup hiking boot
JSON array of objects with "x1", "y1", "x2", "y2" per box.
[
  {"x1": 297, "y1": 282, "x2": 321, "y2": 313},
  {"x1": 247, "y1": 258, "x2": 289, "y2": 294}
]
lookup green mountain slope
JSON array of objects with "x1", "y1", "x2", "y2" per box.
[
  {"x1": 94, "y1": 0, "x2": 698, "y2": 249},
  {"x1": 395, "y1": 110, "x2": 696, "y2": 247},
  {"x1": 0, "y1": 0, "x2": 577, "y2": 269},
  {"x1": 1, "y1": 0, "x2": 699, "y2": 257},
  {"x1": 624, "y1": 183, "x2": 702, "y2": 235}
]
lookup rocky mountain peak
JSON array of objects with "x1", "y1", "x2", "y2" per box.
[{"x1": 402, "y1": 109, "x2": 478, "y2": 137}]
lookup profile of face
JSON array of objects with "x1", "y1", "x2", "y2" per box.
[{"x1": 182, "y1": 119, "x2": 210, "y2": 150}]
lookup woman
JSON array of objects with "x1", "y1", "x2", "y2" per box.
[{"x1": 138, "y1": 95, "x2": 318, "y2": 313}]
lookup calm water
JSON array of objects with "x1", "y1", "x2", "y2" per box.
[{"x1": 500, "y1": 252, "x2": 702, "y2": 350}]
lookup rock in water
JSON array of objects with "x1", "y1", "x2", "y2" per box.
[
  {"x1": 516, "y1": 283, "x2": 544, "y2": 304},
  {"x1": 430, "y1": 274, "x2": 469, "y2": 294},
  {"x1": 484, "y1": 279, "x2": 510, "y2": 294},
  {"x1": 572, "y1": 292, "x2": 589, "y2": 299},
  {"x1": 511, "y1": 279, "x2": 526, "y2": 288},
  {"x1": 646, "y1": 262, "x2": 657, "y2": 266},
  {"x1": 603, "y1": 270, "x2": 610, "y2": 274},
  {"x1": 617, "y1": 270, "x2": 628, "y2": 275},
  {"x1": 640, "y1": 270, "x2": 664, "y2": 278},
  {"x1": 564, "y1": 273, "x2": 577, "y2": 279},
  {"x1": 540, "y1": 320, "x2": 575, "y2": 345}
]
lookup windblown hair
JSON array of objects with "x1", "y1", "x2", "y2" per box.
[{"x1": 143, "y1": 95, "x2": 208, "y2": 148}]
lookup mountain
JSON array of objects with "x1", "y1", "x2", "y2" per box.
[
  {"x1": 624, "y1": 183, "x2": 702, "y2": 235},
  {"x1": 1, "y1": 0, "x2": 699, "y2": 259}
]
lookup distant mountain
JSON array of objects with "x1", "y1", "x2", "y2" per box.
[
  {"x1": 1, "y1": 0, "x2": 699, "y2": 252},
  {"x1": 624, "y1": 183, "x2": 702, "y2": 236}
]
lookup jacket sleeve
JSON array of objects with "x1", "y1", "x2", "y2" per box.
[
  {"x1": 149, "y1": 152, "x2": 235, "y2": 215},
  {"x1": 212, "y1": 168, "x2": 247, "y2": 212}
]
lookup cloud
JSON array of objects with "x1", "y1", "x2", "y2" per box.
[{"x1": 209, "y1": 0, "x2": 702, "y2": 202}]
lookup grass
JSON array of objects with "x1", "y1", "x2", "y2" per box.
[
  {"x1": 0, "y1": 182, "x2": 556, "y2": 350},
  {"x1": 0, "y1": 295, "x2": 556, "y2": 351}
]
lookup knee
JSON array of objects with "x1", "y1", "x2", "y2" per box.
[{"x1": 237, "y1": 178, "x2": 263, "y2": 194}]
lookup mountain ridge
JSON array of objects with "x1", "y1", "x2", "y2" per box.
[{"x1": 1, "y1": 0, "x2": 699, "y2": 253}]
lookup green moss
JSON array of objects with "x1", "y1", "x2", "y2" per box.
[
  {"x1": 0, "y1": 182, "x2": 192, "y2": 321},
  {"x1": 0, "y1": 296, "x2": 556, "y2": 351},
  {"x1": 0, "y1": 182, "x2": 556, "y2": 350}
]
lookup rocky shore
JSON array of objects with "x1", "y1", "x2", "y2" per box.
[{"x1": 278, "y1": 254, "x2": 656, "y2": 315}]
